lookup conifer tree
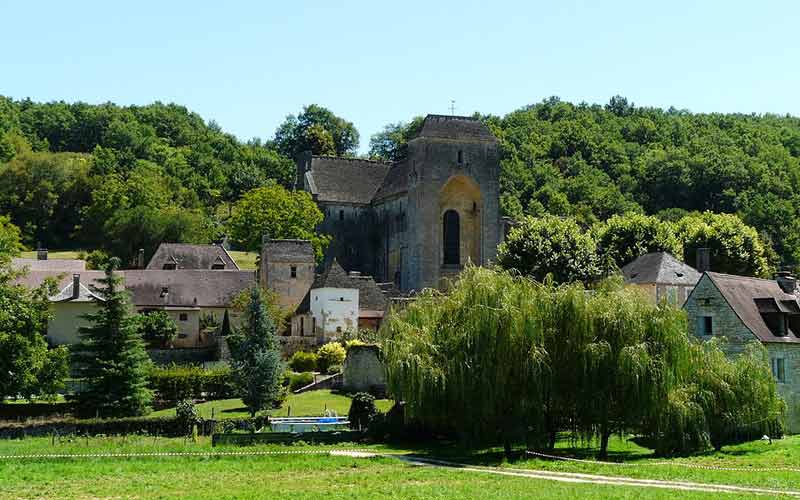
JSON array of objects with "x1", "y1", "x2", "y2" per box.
[
  {"x1": 231, "y1": 286, "x2": 284, "y2": 417},
  {"x1": 72, "y1": 257, "x2": 152, "y2": 417}
]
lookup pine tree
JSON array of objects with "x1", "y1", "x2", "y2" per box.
[
  {"x1": 231, "y1": 286, "x2": 284, "y2": 417},
  {"x1": 72, "y1": 258, "x2": 152, "y2": 417}
]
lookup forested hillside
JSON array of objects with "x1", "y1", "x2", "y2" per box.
[
  {"x1": 3, "y1": 95, "x2": 800, "y2": 271},
  {"x1": 489, "y1": 97, "x2": 800, "y2": 268}
]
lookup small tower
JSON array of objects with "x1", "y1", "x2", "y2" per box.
[{"x1": 259, "y1": 235, "x2": 315, "y2": 311}]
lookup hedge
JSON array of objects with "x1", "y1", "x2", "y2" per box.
[{"x1": 148, "y1": 364, "x2": 235, "y2": 403}]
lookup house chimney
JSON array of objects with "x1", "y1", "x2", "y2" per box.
[
  {"x1": 137, "y1": 248, "x2": 145, "y2": 269},
  {"x1": 37, "y1": 245, "x2": 48, "y2": 261},
  {"x1": 72, "y1": 274, "x2": 80, "y2": 299},
  {"x1": 695, "y1": 248, "x2": 710, "y2": 273},
  {"x1": 777, "y1": 270, "x2": 797, "y2": 294}
]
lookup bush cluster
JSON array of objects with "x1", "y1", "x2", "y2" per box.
[
  {"x1": 148, "y1": 365, "x2": 234, "y2": 403},
  {"x1": 288, "y1": 351, "x2": 318, "y2": 372},
  {"x1": 316, "y1": 342, "x2": 346, "y2": 374},
  {"x1": 287, "y1": 372, "x2": 314, "y2": 392}
]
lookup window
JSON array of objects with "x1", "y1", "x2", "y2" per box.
[
  {"x1": 336, "y1": 326, "x2": 342, "y2": 333},
  {"x1": 442, "y1": 210, "x2": 460, "y2": 266},
  {"x1": 457, "y1": 150, "x2": 463, "y2": 164},
  {"x1": 697, "y1": 315, "x2": 713, "y2": 336},
  {"x1": 300, "y1": 317, "x2": 304, "y2": 336},
  {"x1": 312, "y1": 317, "x2": 316, "y2": 334},
  {"x1": 339, "y1": 209, "x2": 345, "y2": 221},
  {"x1": 666, "y1": 286, "x2": 679, "y2": 305},
  {"x1": 290, "y1": 266, "x2": 297, "y2": 278},
  {"x1": 771, "y1": 357, "x2": 787, "y2": 383},
  {"x1": 179, "y1": 313, "x2": 188, "y2": 322},
  {"x1": 211, "y1": 263, "x2": 225, "y2": 270},
  {"x1": 160, "y1": 287, "x2": 169, "y2": 298},
  {"x1": 163, "y1": 263, "x2": 176, "y2": 270}
]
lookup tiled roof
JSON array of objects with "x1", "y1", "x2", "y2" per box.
[
  {"x1": 146, "y1": 243, "x2": 239, "y2": 270},
  {"x1": 19, "y1": 270, "x2": 254, "y2": 308},
  {"x1": 705, "y1": 272, "x2": 800, "y2": 344},
  {"x1": 11, "y1": 258, "x2": 86, "y2": 272},
  {"x1": 306, "y1": 156, "x2": 392, "y2": 204},
  {"x1": 414, "y1": 115, "x2": 496, "y2": 142},
  {"x1": 622, "y1": 252, "x2": 701, "y2": 286}
]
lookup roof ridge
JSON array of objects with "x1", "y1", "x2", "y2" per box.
[
  {"x1": 425, "y1": 114, "x2": 479, "y2": 121},
  {"x1": 707, "y1": 271, "x2": 775, "y2": 283},
  {"x1": 312, "y1": 155, "x2": 395, "y2": 166}
]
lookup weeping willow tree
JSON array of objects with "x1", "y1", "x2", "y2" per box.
[
  {"x1": 383, "y1": 267, "x2": 549, "y2": 454},
  {"x1": 384, "y1": 266, "x2": 784, "y2": 457}
]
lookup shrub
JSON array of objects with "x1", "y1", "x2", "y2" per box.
[
  {"x1": 317, "y1": 342, "x2": 346, "y2": 374},
  {"x1": 175, "y1": 399, "x2": 201, "y2": 434},
  {"x1": 289, "y1": 351, "x2": 318, "y2": 372},
  {"x1": 348, "y1": 392, "x2": 378, "y2": 430},
  {"x1": 326, "y1": 364, "x2": 342, "y2": 375},
  {"x1": 135, "y1": 311, "x2": 178, "y2": 348},
  {"x1": 344, "y1": 339, "x2": 367, "y2": 351},
  {"x1": 148, "y1": 365, "x2": 234, "y2": 403},
  {"x1": 288, "y1": 372, "x2": 314, "y2": 391}
]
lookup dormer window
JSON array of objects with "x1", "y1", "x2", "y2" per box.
[
  {"x1": 160, "y1": 287, "x2": 169, "y2": 298},
  {"x1": 211, "y1": 263, "x2": 225, "y2": 270},
  {"x1": 163, "y1": 263, "x2": 177, "y2": 270}
]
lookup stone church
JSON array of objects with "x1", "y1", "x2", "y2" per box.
[{"x1": 296, "y1": 114, "x2": 503, "y2": 292}]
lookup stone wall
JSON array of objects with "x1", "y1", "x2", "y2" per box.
[
  {"x1": 685, "y1": 274, "x2": 800, "y2": 432},
  {"x1": 342, "y1": 345, "x2": 386, "y2": 396}
]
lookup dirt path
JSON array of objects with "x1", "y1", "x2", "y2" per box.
[{"x1": 395, "y1": 455, "x2": 800, "y2": 497}]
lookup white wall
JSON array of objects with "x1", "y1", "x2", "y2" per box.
[
  {"x1": 310, "y1": 287, "x2": 358, "y2": 339},
  {"x1": 47, "y1": 302, "x2": 97, "y2": 345}
]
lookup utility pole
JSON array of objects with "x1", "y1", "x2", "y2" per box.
[{"x1": 449, "y1": 100, "x2": 456, "y2": 115}]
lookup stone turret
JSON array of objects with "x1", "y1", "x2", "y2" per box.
[{"x1": 259, "y1": 234, "x2": 315, "y2": 311}]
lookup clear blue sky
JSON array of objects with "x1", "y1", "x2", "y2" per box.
[{"x1": 2, "y1": 1, "x2": 798, "y2": 153}]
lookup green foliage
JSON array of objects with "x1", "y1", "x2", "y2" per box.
[
  {"x1": 148, "y1": 364, "x2": 234, "y2": 402},
  {"x1": 84, "y1": 249, "x2": 110, "y2": 270},
  {"x1": 326, "y1": 364, "x2": 342, "y2": 375},
  {"x1": 175, "y1": 399, "x2": 201, "y2": 433},
  {"x1": 0, "y1": 215, "x2": 21, "y2": 264},
  {"x1": 288, "y1": 372, "x2": 314, "y2": 391},
  {"x1": 288, "y1": 351, "x2": 318, "y2": 372},
  {"x1": 230, "y1": 286, "x2": 285, "y2": 417},
  {"x1": 273, "y1": 104, "x2": 359, "y2": 157},
  {"x1": 497, "y1": 215, "x2": 602, "y2": 284},
  {"x1": 594, "y1": 212, "x2": 683, "y2": 269},
  {"x1": 677, "y1": 211, "x2": 772, "y2": 277},
  {"x1": 317, "y1": 342, "x2": 346, "y2": 375},
  {"x1": 368, "y1": 117, "x2": 424, "y2": 161},
  {"x1": 383, "y1": 266, "x2": 783, "y2": 457},
  {"x1": 228, "y1": 183, "x2": 329, "y2": 259},
  {"x1": 71, "y1": 258, "x2": 153, "y2": 417},
  {"x1": 134, "y1": 310, "x2": 178, "y2": 348},
  {"x1": 348, "y1": 392, "x2": 378, "y2": 430},
  {"x1": 0, "y1": 270, "x2": 68, "y2": 402}
]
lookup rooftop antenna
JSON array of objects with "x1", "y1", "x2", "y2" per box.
[{"x1": 449, "y1": 100, "x2": 456, "y2": 115}]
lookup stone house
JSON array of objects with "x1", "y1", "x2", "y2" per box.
[
  {"x1": 258, "y1": 237, "x2": 315, "y2": 312},
  {"x1": 20, "y1": 269, "x2": 255, "y2": 348},
  {"x1": 289, "y1": 260, "x2": 389, "y2": 350},
  {"x1": 297, "y1": 114, "x2": 504, "y2": 293},
  {"x1": 622, "y1": 252, "x2": 701, "y2": 306},
  {"x1": 684, "y1": 271, "x2": 800, "y2": 433}
]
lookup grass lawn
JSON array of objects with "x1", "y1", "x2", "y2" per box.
[
  {"x1": 0, "y1": 436, "x2": 762, "y2": 499},
  {"x1": 19, "y1": 249, "x2": 85, "y2": 260},
  {"x1": 149, "y1": 390, "x2": 394, "y2": 419},
  {"x1": 227, "y1": 250, "x2": 258, "y2": 270}
]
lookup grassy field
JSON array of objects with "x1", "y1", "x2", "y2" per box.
[
  {"x1": 228, "y1": 250, "x2": 258, "y2": 270},
  {"x1": 19, "y1": 249, "x2": 85, "y2": 260},
  {"x1": 0, "y1": 436, "x2": 773, "y2": 499},
  {"x1": 149, "y1": 390, "x2": 394, "y2": 419}
]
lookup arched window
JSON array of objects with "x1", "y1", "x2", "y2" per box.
[{"x1": 443, "y1": 210, "x2": 460, "y2": 266}]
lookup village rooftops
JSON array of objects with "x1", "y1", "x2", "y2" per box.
[
  {"x1": 19, "y1": 269, "x2": 255, "y2": 309},
  {"x1": 146, "y1": 243, "x2": 239, "y2": 270},
  {"x1": 295, "y1": 260, "x2": 388, "y2": 315},
  {"x1": 622, "y1": 252, "x2": 701, "y2": 286},
  {"x1": 11, "y1": 258, "x2": 86, "y2": 272}
]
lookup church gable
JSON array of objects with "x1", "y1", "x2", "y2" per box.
[{"x1": 303, "y1": 156, "x2": 392, "y2": 205}]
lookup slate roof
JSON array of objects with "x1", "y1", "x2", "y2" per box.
[
  {"x1": 18, "y1": 270, "x2": 254, "y2": 308},
  {"x1": 50, "y1": 277, "x2": 105, "y2": 303},
  {"x1": 11, "y1": 258, "x2": 86, "y2": 272},
  {"x1": 373, "y1": 161, "x2": 410, "y2": 202},
  {"x1": 704, "y1": 272, "x2": 800, "y2": 344},
  {"x1": 264, "y1": 239, "x2": 315, "y2": 263},
  {"x1": 296, "y1": 260, "x2": 388, "y2": 314},
  {"x1": 622, "y1": 252, "x2": 701, "y2": 286},
  {"x1": 305, "y1": 156, "x2": 392, "y2": 205},
  {"x1": 414, "y1": 115, "x2": 497, "y2": 142},
  {"x1": 146, "y1": 243, "x2": 239, "y2": 270}
]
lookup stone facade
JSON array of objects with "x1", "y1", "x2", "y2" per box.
[
  {"x1": 342, "y1": 345, "x2": 386, "y2": 395},
  {"x1": 298, "y1": 115, "x2": 502, "y2": 292},
  {"x1": 259, "y1": 238, "x2": 315, "y2": 312},
  {"x1": 685, "y1": 274, "x2": 800, "y2": 433}
]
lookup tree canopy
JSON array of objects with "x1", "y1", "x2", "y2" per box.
[{"x1": 273, "y1": 104, "x2": 359, "y2": 158}]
